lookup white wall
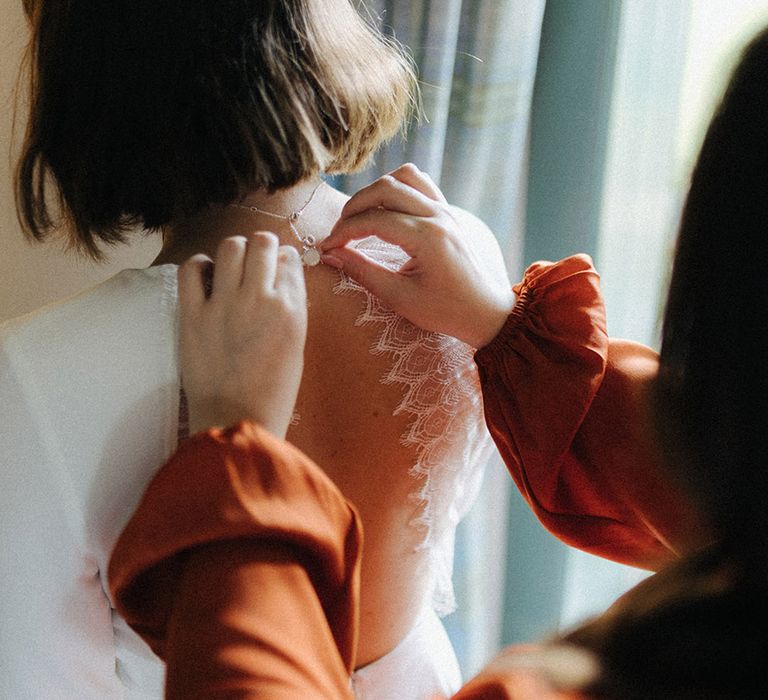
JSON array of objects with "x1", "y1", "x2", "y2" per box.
[{"x1": 0, "y1": 0, "x2": 160, "y2": 324}]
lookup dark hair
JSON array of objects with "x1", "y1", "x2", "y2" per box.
[
  {"x1": 546, "y1": 28, "x2": 768, "y2": 700},
  {"x1": 653, "y1": 26, "x2": 768, "y2": 555},
  {"x1": 16, "y1": 1, "x2": 416, "y2": 258},
  {"x1": 564, "y1": 545, "x2": 768, "y2": 699}
]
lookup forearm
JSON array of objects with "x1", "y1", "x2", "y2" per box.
[
  {"x1": 109, "y1": 422, "x2": 361, "y2": 698},
  {"x1": 475, "y1": 256, "x2": 698, "y2": 568},
  {"x1": 165, "y1": 540, "x2": 352, "y2": 699}
]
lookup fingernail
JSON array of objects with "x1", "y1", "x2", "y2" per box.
[
  {"x1": 318, "y1": 236, "x2": 335, "y2": 252},
  {"x1": 321, "y1": 254, "x2": 343, "y2": 270}
]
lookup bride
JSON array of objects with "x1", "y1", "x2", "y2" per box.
[{"x1": 0, "y1": 2, "x2": 507, "y2": 698}]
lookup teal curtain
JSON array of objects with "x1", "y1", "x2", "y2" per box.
[
  {"x1": 524, "y1": 0, "x2": 622, "y2": 264},
  {"x1": 502, "y1": 0, "x2": 624, "y2": 647},
  {"x1": 506, "y1": 0, "x2": 692, "y2": 646}
]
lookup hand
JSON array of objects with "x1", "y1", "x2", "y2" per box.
[
  {"x1": 319, "y1": 163, "x2": 514, "y2": 348},
  {"x1": 178, "y1": 232, "x2": 307, "y2": 438}
]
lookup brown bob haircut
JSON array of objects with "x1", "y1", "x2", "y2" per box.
[{"x1": 16, "y1": 1, "x2": 416, "y2": 258}]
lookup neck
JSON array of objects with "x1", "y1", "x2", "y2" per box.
[{"x1": 153, "y1": 178, "x2": 328, "y2": 266}]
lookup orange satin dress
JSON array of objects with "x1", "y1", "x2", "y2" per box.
[{"x1": 109, "y1": 255, "x2": 699, "y2": 698}]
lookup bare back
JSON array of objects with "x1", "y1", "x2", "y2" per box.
[
  {"x1": 290, "y1": 260, "x2": 429, "y2": 665},
  {"x1": 167, "y1": 186, "x2": 494, "y2": 669}
]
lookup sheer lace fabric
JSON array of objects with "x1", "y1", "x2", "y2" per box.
[
  {"x1": 178, "y1": 238, "x2": 493, "y2": 615},
  {"x1": 334, "y1": 237, "x2": 494, "y2": 615}
]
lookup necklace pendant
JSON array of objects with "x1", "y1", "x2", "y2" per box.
[
  {"x1": 229, "y1": 181, "x2": 325, "y2": 267},
  {"x1": 301, "y1": 247, "x2": 322, "y2": 267}
]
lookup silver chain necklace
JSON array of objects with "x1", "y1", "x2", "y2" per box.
[{"x1": 229, "y1": 181, "x2": 324, "y2": 266}]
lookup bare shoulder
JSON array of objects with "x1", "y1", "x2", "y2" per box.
[{"x1": 448, "y1": 205, "x2": 510, "y2": 287}]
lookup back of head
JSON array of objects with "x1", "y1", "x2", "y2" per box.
[
  {"x1": 654, "y1": 27, "x2": 768, "y2": 557},
  {"x1": 17, "y1": 0, "x2": 416, "y2": 257}
]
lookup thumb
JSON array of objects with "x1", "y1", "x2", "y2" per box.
[{"x1": 321, "y1": 246, "x2": 405, "y2": 307}]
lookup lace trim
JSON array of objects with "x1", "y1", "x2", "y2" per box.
[
  {"x1": 174, "y1": 243, "x2": 492, "y2": 616},
  {"x1": 333, "y1": 237, "x2": 493, "y2": 615}
]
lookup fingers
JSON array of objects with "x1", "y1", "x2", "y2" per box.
[
  {"x1": 321, "y1": 246, "x2": 403, "y2": 303},
  {"x1": 323, "y1": 164, "x2": 447, "y2": 252},
  {"x1": 323, "y1": 209, "x2": 425, "y2": 254},
  {"x1": 388, "y1": 163, "x2": 447, "y2": 204},
  {"x1": 178, "y1": 253, "x2": 213, "y2": 321},
  {"x1": 338, "y1": 164, "x2": 445, "y2": 223},
  {"x1": 181, "y1": 233, "x2": 286, "y2": 314},
  {"x1": 274, "y1": 245, "x2": 303, "y2": 291},
  {"x1": 241, "y1": 231, "x2": 279, "y2": 295},
  {"x1": 336, "y1": 170, "x2": 436, "y2": 223},
  {"x1": 275, "y1": 246, "x2": 307, "y2": 305},
  {"x1": 212, "y1": 235, "x2": 247, "y2": 296}
]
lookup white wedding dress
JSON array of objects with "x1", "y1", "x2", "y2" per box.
[{"x1": 0, "y1": 239, "x2": 492, "y2": 699}]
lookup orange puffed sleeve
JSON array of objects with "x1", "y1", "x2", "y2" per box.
[
  {"x1": 475, "y1": 255, "x2": 701, "y2": 570},
  {"x1": 109, "y1": 421, "x2": 360, "y2": 699}
]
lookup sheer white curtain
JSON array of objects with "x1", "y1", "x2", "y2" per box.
[
  {"x1": 343, "y1": 0, "x2": 545, "y2": 266},
  {"x1": 596, "y1": 0, "x2": 690, "y2": 349}
]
